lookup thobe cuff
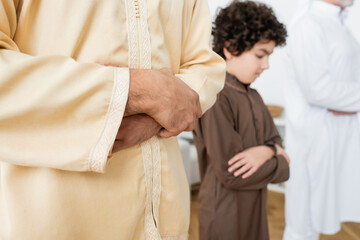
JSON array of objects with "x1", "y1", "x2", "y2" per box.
[{"x1": 88, "y1": 67, "x2": 129, "y2": 173}]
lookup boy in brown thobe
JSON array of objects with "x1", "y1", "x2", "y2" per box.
[{"x1": 193, "y1": 1, "x2": 289, "y2": 240}]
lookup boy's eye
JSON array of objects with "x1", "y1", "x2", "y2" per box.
[{"x1": 256, "y1": 55, "x2": 264, "y2": 59}]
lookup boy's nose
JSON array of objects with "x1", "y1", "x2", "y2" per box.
[{"x1": 262, "y1": 59, "x2": 269, "y2": 70}]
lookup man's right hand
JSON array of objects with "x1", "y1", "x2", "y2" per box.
[
  {"x1": 126, "y1": 68, "x2": 202, "y2": 138},
  {"x1": 328, "y1": 109, "x2": 356, "y2": 116}
]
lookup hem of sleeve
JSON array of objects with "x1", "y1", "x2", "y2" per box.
[
  {"x1": 175, "y1": 73, "x2": 207, "y2": 112},
  {"x1": 271, "y1": 155, "x2": 290, "y2": 183},
  {"x1": 88, "y1": 68, "x2": 129, "y2": 173},
  {"x1": 265, "y1": 143, "x2": 277, "y2": 156}
]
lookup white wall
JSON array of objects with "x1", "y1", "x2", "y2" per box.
[{"x1": 207, "y1": 0, "x2": 360, "y2": 106}]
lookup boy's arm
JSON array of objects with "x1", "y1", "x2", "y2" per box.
[
  {"x1": 198, "y1": 95, "x2": 288, "y2": 190},
  {"x1": 227, "y1": 145, "x2": 274, "y2": 178},
  {"x1": 227, "y1": 91, "x2": 289, "y2": 179},
  {"x1": 232, "y1": 155, "x2": 289, "y2": 190},
  {"x1": 227, "y1": 146, "x2": 289, "y2": 190},
  {"x1": 259, "y1": 93, "x2": 290, "y2": 184},
  {"x1": 258, "y1": 91, "x2": 283, "y2": 148}
]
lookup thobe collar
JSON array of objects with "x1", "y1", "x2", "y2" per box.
[
  {"x1": 311, "y1": 1, "x2": 348, "y2": 24},
  {"x1": 225, "y1": 72, "x2": 250, "y2": 93}
]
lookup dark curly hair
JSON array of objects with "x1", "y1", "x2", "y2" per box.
[{"x1": 212, "y1": 0, "x2": 287, "y2": 59}]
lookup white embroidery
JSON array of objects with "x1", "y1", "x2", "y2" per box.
[
  {"x1": 125, "y1": 0, "x2": 139, "y2": 69},
  {"x1": 125, "y1": 0, "x2": 162, "y2": 239},
  {"x1": 162, "y1": 233, "x2": 189, "y2": 240},
  {"x1": 89, "y1": 68, "x2": 129, "y2": 173},
  {"x1": 140, "y1": 138, "x2": 162, "y2": 240}
]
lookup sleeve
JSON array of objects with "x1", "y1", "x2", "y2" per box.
[
  {"x1": 261, "y1": 98, "x2": 289, "y2": 184},
  {"x1": 0, "y1": 1, "x2": 129, "y2": 173},
  {"x1": 192, "y1": 124, "x2": 208, "y2": 181},
  {"x1": 175, "y1": 0, "x2": 226, "y2": 113},
  {"x1": 259, "y1": 92, "x2": 282, "y2": 148},
  {"x1": 198, "y1": 95, "x2": 288, "y2": 191},
  {"x1": 288, "y1": 20, "x2": 360, "y2": 112}
]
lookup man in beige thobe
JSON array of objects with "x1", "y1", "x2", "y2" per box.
[{"x1": 0, "y1": 0, "x2": 225, "y2": 239}]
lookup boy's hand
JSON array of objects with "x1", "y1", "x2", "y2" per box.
[
  {"x1": 228, "y1": 146, "x2": 274, "y2": 179},
  {"x1": 275, "y1": 144, "x2": 290, "y2": 164}
]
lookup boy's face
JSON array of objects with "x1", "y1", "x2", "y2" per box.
[{"x1": 224, "y1": 41, "x2": 276, "y2": 85}]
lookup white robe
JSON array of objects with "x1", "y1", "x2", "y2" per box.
[{"x1": 284, "y1": 1, "x2": 360, "y2": 237}]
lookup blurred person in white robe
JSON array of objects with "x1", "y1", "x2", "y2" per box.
[{"x1": 283, "y1": 0, "x2": 360, "y2": 239}]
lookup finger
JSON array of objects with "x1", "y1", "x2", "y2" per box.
[
  {"x1": 157, "y1": 128, "x2": 169, "y2": 138},
  {"x1": 157, "y1": 128, "x2": 181, "y2": 138},
  {"x1": 228, "y1": 153, "x2": 245, "y2": 165},
  {"x1": 153, "y1": 125, "x2": 163, "y2": 134},
  {"x1": 341, "y1": 112, "x2": 355, "y2": 115},
  {"x1": 329, "y1": 110, "x2": 356, "y2": 115},
  {"x1": 195, "y1": 100, "x2": 202, "y2": 119},
  {"x1": 234, "y1": 164, "x2": 251, "y2": 177},
  {"x1": 283, "y1": 153, "x2": 291, "y2": 164},
  {"x1": 184, "y1": 120, "x2": 195, "y2": 132},
  {"x1": 331, "y1": 111, "x2": 342, "y2": 115},
  {"x1": 275, "y1": 144, "x2": 284, "y2": 155},
  {"x1": 228, "y1": 159, "x2": 246, "y2": 173},
  {"x1": 242, "y1": 167, "x2": 257, "y2": 179}
]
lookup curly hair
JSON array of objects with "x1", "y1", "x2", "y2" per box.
[{"x1": 212, "y1": 0, "x2": 287, "y2": 59}]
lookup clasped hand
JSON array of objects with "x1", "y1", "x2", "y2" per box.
[
  {"x1": 113, "y1": 68, "x2": 202, "y2": 152},
  {"x1": 227, "y1": 144, "x2": 290, "y2": 179}
]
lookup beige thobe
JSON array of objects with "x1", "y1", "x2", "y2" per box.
[{"x1": 0, "y1": 0, "x2": 225, "y2": 239}]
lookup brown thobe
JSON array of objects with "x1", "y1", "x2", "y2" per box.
[{"x1": 193, "y1": 73, "x2": 289, "y2": 240}]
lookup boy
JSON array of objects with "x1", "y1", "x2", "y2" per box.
[{"x1": 193, "y1": 1, "x2": 289, "y2": 239}]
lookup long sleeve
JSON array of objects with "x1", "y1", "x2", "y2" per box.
[
  {"x1": 288, "y1": 19, "x2": 360, "y2": 112},
  {"x1": 260, "y1": 97, "x2": 289, "y2": 183},
  {"x1": 175, "y1": 0, "x2": 226, "y2": 113},
  {"x1": 196, "y1": 94, "x2": 288, "y2": 190},
  {"x1": 260, "y1": 94, "x2": 282, "y2": 147},
  {"x1": 0, "y1": 0, "x2": 129, "y2": 172}
]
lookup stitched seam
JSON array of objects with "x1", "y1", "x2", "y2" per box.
[
  {"x1": 88, "y1": 68, "x2": 129, "y2": 172},
  {"x1": 126, "y1": 0, "x2": 162, "y2": 239},
  {"x1": 162, "y1": 233, "x2": 189, "y2": 240}
]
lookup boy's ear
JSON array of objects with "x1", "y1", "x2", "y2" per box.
[{"x1": 223, "y1": 47, "x2": 232, "y2": 61}]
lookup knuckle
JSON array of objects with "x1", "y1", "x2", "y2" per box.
[
  {"x1": 178, "y1": 122, "x2": 187, "y2": 132},
  {"x1": 186, "y1": 115, "x2": 194, "y2": 125},
  {"x1": 190, "y1": 90, "x2": 198, "y2": 100}
]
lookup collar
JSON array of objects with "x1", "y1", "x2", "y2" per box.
[
  {"x1": 311, "y1": 1, "x2": 348, "y2": 23},
  {"x1": 225, "y1": 72, "x2": 250, "y2": 93}
]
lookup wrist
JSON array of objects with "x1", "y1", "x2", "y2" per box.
[
  {"x1": 127, "y1": 69, "x2": 155, "y2": 115},
  {"x1": 265, "y1": 144, "x2": 277, "y2": 156},
  {"x1": 260, "y1": 145, "x2": 275, "y2": 162}
]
